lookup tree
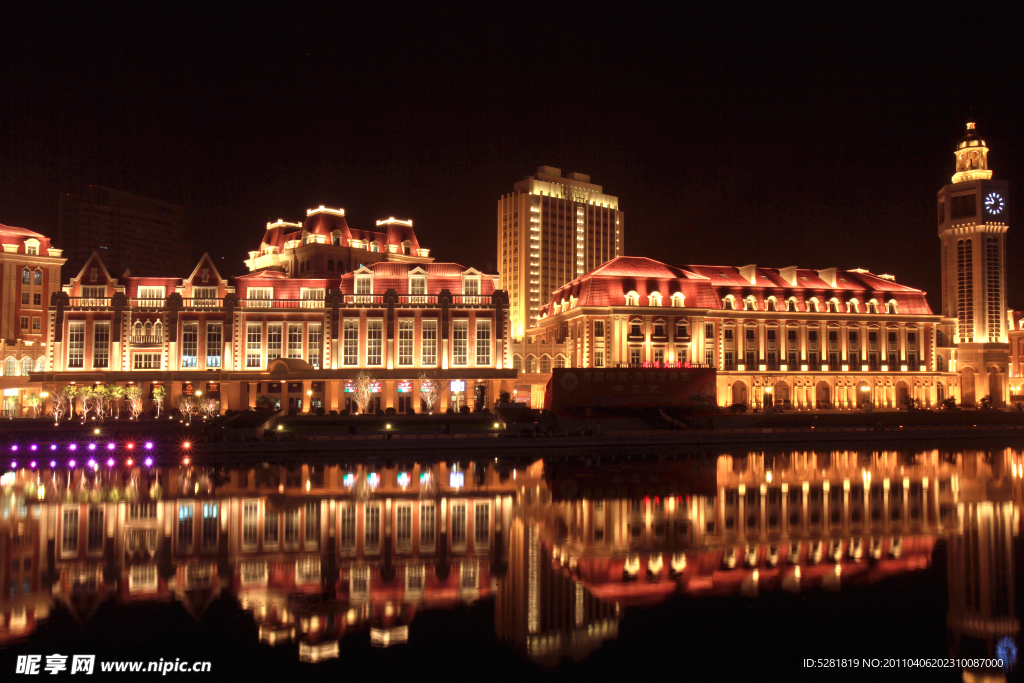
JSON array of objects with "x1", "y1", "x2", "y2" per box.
[
  {"x1": 88, "y1": 386, "x2": 110, "y2": 421},
  {"x1": 152, "y1": 385, "x2": 166, "y2": 418},
  {"x1": 74, "y1": 386, "x2": 91, "y2": 423},
  {"x1": 61, "y1": 385, "x2": 78, "y2": 422},
  {"x1": 108, "y1": 385, "x2": 126, "y2": 418},
  {"x1": 24, "y1": 393, "x2": 42, "y2": 418},
  {"x1": 126, "y1": 386, "x2": 144, "y2": 420},
  {"x1": 178, "y1": 395, "x2": 197, "y2": 424},
  {"x1": 353, "y1": 371, "x2": 376, "y2": 415},
  {"x1": 49, "y1": 386, "x2": 69, "y2": 425},
  {"x1": 200, "y1": 397, "x2": 220, "y2": 419},
  {"x1": 255, "y1": 395, "x2": 278, "y2": 410},
  {"x1": 418, "y1": 371, "x2": 441, "y2": 414}
]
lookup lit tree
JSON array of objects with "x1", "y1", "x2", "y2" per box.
[
  {"x1": 177, "y1": 395, "x2": 197, "y2": 424},
  {"x1": 125, "y1": 386, "x2": 144, "y2": 420},
  {"x1": 200, "y1": 397, "x2": 220, "y2": 419},
  {"x1": 75, "y1": 386, "x2": 91, "y2": 423},
  {"x1": 353, "y1": 371, "x2": 376, "y2": 415},
  {"x1": 418, "y1": 371, "x2": 441, "y2": 414},
  {"x1": 49, "y1": 386, "x2": 69, "y2": 425},
  {"x1": 24, "y1": 393, "x2": 42, "y2": 418},
  {"x1": 152, "y1": 385, "x2": 166, "y2": 418},
  {"x1": 88, "y1": 386, "x2": 110, "y2": 421},
  {"x1": 61, "y1": 385, "x2": 78, "y2": 422},
  {"x1": 109, "y1": 385, "x2": 126, "y2": 418}
]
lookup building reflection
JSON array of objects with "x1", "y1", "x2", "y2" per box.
[{"x1": 0, "y1": 448, "x2": 1021, "y2": 671}]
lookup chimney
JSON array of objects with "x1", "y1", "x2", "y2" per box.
[
  {"x1": 779, "y1": 266, "x2": 798, "y2": 286},
  {"x1": 818, "y1": 268, "x2": 837, "y2": 287},
  {"x1": 739, "y1": 264, "x2": 757, "y2": 284}
]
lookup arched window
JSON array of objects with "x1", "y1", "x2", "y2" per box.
[
  {"x1": 554, "y1": 354, "x2": 566, "y2": 368},
  {"x1": 671, "y1": 293, "x2": 684, "y2": 307},
  {"x1": 35, "y1": 356, "x2": 45, "y2": 371},
  {"x1": 722, "y1": 297, "x2": 734, "y2": 310},
  {"x1": 937, "y1": 329, "x2": 944, "y2": 346},
  {"x1": 540, "y1": 355, "x2": 552, "y2": 373},
  {"x1": 21, "y1": 269, "x2": 30, "y2": 284},
  {"x1": 327, "y1": 260, "x2": 334, "y2": 271},
  {"x1": 744, "y1": 297, "x2": 756, "y2": 311},
  {"x1": 526, "y1": 355, "x2": 537, "y2": 373},
  {"x1": 134, "y1": 321, "x2": 143, "y2": 338},
  {"x1": 868, "y1": 300, "x2": 879, "y2": 314},
  {"x1": 848, "y1": 300, "x2": 859, "y2": 313},
  {"x1": 828, "y1": 299, "x2": 839, "y2": 313},
  {"x1": 5, "y1": 357, "x2": 17, "y2": 376},
  {"x1": 21, "y1": 357, "x2": 32, "y2": 375},
  {"x1": 766, "y1": 298, "x2": 777, "y2": 312},
  {"x1": 154, "y1": 321, "x2": 163, "y2": 338},
  {"x1": 512, "y1": 354, "x2": 522, "y2": 371},
  {"x1": 937, "y1": 355, "x2": 945, "y2": 371},
  {"x1": 144, "y1": 321, "x2": 152, "y2": 337},
  {"x1": 625, "y1": 291, "x2": 639, "y2": 306},
  {"x1": 648, "y1": 292, "x2": 662, "y2": 306},
  {"x1": 787, "y1": 297, "x2": 799, "y2": 312},
  {"x1": 807, "y1": 299, "x2": 819, "y2": 313},
  {"x1": 886, "y1": 300, "x2": 898, "y2": 314},
  {"x1": 33, "y1": 270, "x2": 42, "y2": 285}
]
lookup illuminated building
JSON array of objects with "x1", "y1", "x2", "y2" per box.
[
  {"x1": 0, "y1": 224, "x2": 65, "y2": 416},
  {"x1": 35, "y1": 207, "x2": 514, "y2": 414},
  {"x1": 937, "y1": 120, "x2": 1011, "y2": 405},
  {"x1": 498, "y1": 167, "x2": 623, "y2": 341},
  {"x1": 59, "y1": 185, "x2": 189, "y2": 282},
  {"x1": 511, "y1": 255, "x2": 958, "y2": 409}
]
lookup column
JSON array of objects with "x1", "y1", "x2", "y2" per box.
[
  {"x1": 248, "y1": 382, "x2": 258, "y2": 409},
  {"x1": 759, "y1": 483, "x2": 766, "y2": 540},
  {"x1": 842, "y1": 480, "x2": 850, "y2": 534},
  {"x1": 329, "y1": 380, "x2": 340, "y2": 412},
  {"x1": 882, "y1": 478, "x2": 890, "y2": 533},
  {"x1": 302, "y1": 380, "x2": 312, "y2": 413},
  {"x1": 822, "y1": 481, "x2": 830, "y2": 535},
  {"x1": 781, "y1": 483, "x2": 789, "y2": 539},
  {"x1": 737, "y1": 484, "x2": 746, "y2": 542}
]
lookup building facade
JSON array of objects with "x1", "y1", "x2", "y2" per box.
[
  {"x1": 0, "y1": 224, "x2": 65, "y2": 416},
  {"x1": 498, "y1": 167, "x2": 623, "y2": 341},
  {"x1": 59, "y1": 185, "x2": 189, "y2": 281},
  {"x1": 511, "y1": 256, "x2": 959, "y2": 409},
  {"x1": 32, "y1": 208, "x2": 514, "y2": 415},
  {"x1": 938, "y1": 121, "x2": 1011, "y2": 405}
]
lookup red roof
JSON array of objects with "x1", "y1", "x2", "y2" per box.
[{"x1": 0, "y1": 223, "x2": 52, "y2": 250}]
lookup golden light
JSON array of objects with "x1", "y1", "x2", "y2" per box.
[
  {"x1": 183, "y1": 457, "x2": 190, "y2": 465},
  {"x1": 93, "y1": 428, "x2": 100, "y2": 435},
  {"x1": 307, "y1": 390, "x2": 312, "y2": 396},
  {"x1": 277, "y1": 424, "x2": 283, "y2": 431},
  {"x1": 766, "y1": 471, "x2": 772, "y2": 484}
]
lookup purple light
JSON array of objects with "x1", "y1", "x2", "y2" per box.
[
  {"x1": 69, "y1": 444, "x2": 77, "y2": 451},
  {"x1": 30, "y1": 461, "x2": 37, "y2": 469},
  {"x1": 49, "y1": 444, "x2": 57, "y2": 451},
  {"x1": 30, "y1": 444, "x2": 37, "y2": 451},
  {"x1": 106, "y1": 458, "x2": 114, "y2": 467},
  {"x1": 144, "y1": 457, "x2": 153, "y2": 467},
  {"x1": 107, "y1": 443, "x2": 115, "y2": 450},
  {"x1": 87, "y1": 459, "x2": 96, "y2": 468},
  {"x1": 10, "y1": 445, "x2": 17, "y2": 452},
  {"x1": 144, "y1": 442, "x2": 153, "y2": 450},
  {"x1": 68, "y1": 459, "x2": 76, "y2": 468},
  {"x1": 49, "y1": 461, "x2": 56, "y2": 468},
  {"x1": 87, "y1": 443, "x2": 96, "y2": 451},
  {"x1": 10, "y1": 461, "x2": 16, "y2": 469}
]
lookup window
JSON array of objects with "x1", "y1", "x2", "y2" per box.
[
  {"x1": 247, "y1": 287, "x2": 272, "y2": 307},
  {"x1": 133, "y1": 353, "x2": 161, "y2": 369},
  {"x1": 723, "y1": 297, "x2": 734, "y2": 310},
  {"x1": 20, "y1": 316, "x2": 28, "y2": 330},
  {"x1": 87, "y1": 508, "x2": 104, "y2": 553},
  {"x1": 338, "y1": 318, "x2": 358, "y2": 365},
  {"x1": 654, "y1": 322, "x2": 666, "y2": 337},
  {"x1": 305, "y1": 500, "x2": 320, "y2": 545},
  {"x1": 410, "y1": 275, "x2": 427, "y2": 299},
  {"x1": 887, "y1": 301, "x2": 898, "y2": 314},
  {"x1": 807, "y1": 299, "x2": 819, "y2": 313},
  {"x1": 202, "y1": 503, "x2": 218, "y2": 551},
  {"x1": 453, "y1": 320, "x2": 468, "y2": 365},
  {"x1": 451, "y1": 503, "x2": 467, "y2": 547},
  {"x1": 286, "y1": 324, "x2": 303, "y2": 359},
  {"x1": 308, "y1": 323, "x2": 322, "y2": 368},
  {"x1": 630, "y1": 320, "x2": 643, "y2": 337},
  {"x1": 264, "y1": 512, "x2": 279, "y2": 545},
  {"x1": 246, "y1": 323, "x2": 262, "y2": 367},
  {"x1": 206, "y1": 324, "x2": 222, "y2": 368},
  {"x1": 93, "y1": 323, "x2": 110, "y2": 368},
  {"x1": 192, "y1": 287, "x2": 217, "y2": 306},
  {"x1": 396, "y1": 504, "x2": 412, "y2": 551},
  {"x1": 181, "y1": 323, "x2": 197, "y2": 368},
  {"x1": 33, "y1": 270, "x2": 42, "y2": 285},
  {"x1": 284, "y1": 509, "x2": 299, "y2": 545},
  {"x1": 242, "y1": 501, "x2": 258, "y2": 548},
  {"x1": 33, "y1": 292, "x2": 41, "y2": 306},
  {"x1": 677, "y1": 321, "x2": 690, "y2": 339},
  {"x1": 21, "y1": 292, "x2": 28, "y2": 305},
  {"x1": 398, "y1": 320, "x2": 414, "y2": 365},
  {"x1": 367, "y1": 319, "x2": 383, "y2": 365},
  {"x1": 421, "y1": 319, "x2": 437, "y2": 366},
  {"x1": 626, "y1": 292, "x2": 639, "y2": 306},
  {"x1": 594, "y1": 320, "x2": 605, "y2": 337},
  {"x1": 26, "y1": 244, "x2": 37, "y2": 255},
  {"x1": 138, "y1": 286, "x2": 165, "y2": 302},
  {"x1": 68, "y1": 322, "x2": 85, "y2": 368},
  {"x1": 540, "y1": 355, "x2": 551, "y2": 373},
  {"x1": 365, "y1": 504, "x2": 381, "y2": 549},
  {"x1": 767, "y1": 298, "x2": 777, "y2": 311},
  {"x1": 300, "y1": 288, "x2": 325, "y2": 308},
  {"x1": 594, "y1": 350, "x2": 604, "y2": 367},
  {"x1": 339, "y1": 505, "x2": 355, "y2": 549},
  {"x1": 474, "y1": 503, "x2": 490, "y2": 545},
  {"x1": 420, "y1": 502, "x2": 436, "y2": 547},
  {"x1": 267, "y1": 324, "x2": 282, "y2": 361},
  {"x1": 62, "y1": 509, "x2": 79, "y2": 554},
  {"x1": 476, "y1": 320, "x2": 491, "y2": 365},
  {"x1": 744, "y1": 297, "x2": 756, "y2": 311},
  {"x1": 177, "y1": 504, "x2": 194, "y2": 549},
  {"x1": 355, "y1": 275, "x2": 373, "y2": 300},
  {"x1": 671, "y1": 293, "x2": 685, "y2": 307},
  {"x1": 526, "y1": 355, "x2": 536, "y2": 372},
  {"x1": 464, "y1": 277, "x2": 480, "y2": 296},
  {"x1": 630, "y1": 347, "x2": 641, "y2": 364},
  {"x1": 21, "y1": 269, "x2": 29, "y2": 284}
]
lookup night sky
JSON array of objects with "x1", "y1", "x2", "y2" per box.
[{"x1": 2, "y1": 4, "x2": 1023, "y2": 311}]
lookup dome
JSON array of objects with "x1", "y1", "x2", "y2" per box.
[{"x1": 956, "y1": 120, "x2": 987, "y2": 150}]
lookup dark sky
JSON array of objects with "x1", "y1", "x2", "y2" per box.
[{"x1": 2, "y1": 3, "x2": 1023, "y2": 311}]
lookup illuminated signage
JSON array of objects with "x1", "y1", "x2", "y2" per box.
[
  {"x1": 397, "y1": 472, "x2": 411, "y2": 487},
  {"x1": 397, "y1": 381, "x2": 412, "y2": 393},
  {"x1": 450, "y1": 380, "x2": 465, "y2": 393},
  {"x1": 420, "y1": 472, "x2": 431, "y2": 484},
  {"x1": 343, "y1": 473, "x2": 354, "y2": 487},
  {"x1": 419, "y1": 381, "x2": 433, "y2": 392},
  {"x1": 3, "y1": 388, "x2": 18, "y2": 396},
  {"x1": 367, "y1": 472, "x2": 380, "y2": 487},
  {"x1": 450, "y1": 471, "x2": 464, "y2": 488}
]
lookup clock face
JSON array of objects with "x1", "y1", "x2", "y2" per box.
[{"x1": 985, "y1": 192, "x2": 1005, "y2": 215}]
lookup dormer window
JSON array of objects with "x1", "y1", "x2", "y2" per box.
[
  {"x1": 848, "y1": 300, "x2": 859, "y2": 313},
  {"x1": 402, "y1": 240, "x2": 412, "y2": 256},
  {"x1": 722, "y1": 296, "x2": 734, "y2": 310},
  {"x1": 464, "y1": 277, "x2": 480, "y2": 296},
  {"x1": 828, "y1": 300, "x2": 839, "y2": 313},
  {"x1": 369, "y1": 241, "x2": 379, "y2": 253},
  {"x1": 300, "y1": 288, "x2": 326, "y2": 308},
  {"x1": 671, "y1": 293, "x2": 685, "y2": 307},
  {"x1": 248, "y1": 287, "x2": 272, "y2": 308},
  {"x1": 807, "y1": 299, "x2": 819, "y2": 313},
  {"x1": 625, "y1": 291, "x2": 640, "y2": 306},
  {"x1": 886, "y1": 300, "x2": 898, "y2": 314},
  {"x1": 26, "y1": 246, "x2": 37, "y2": 256},
  {"x1": 355, "y1": 274, "x2": 373, "y2": 302},
  {"x1": 410, "y1": 276, "x2": 426, "y2": 296},
  {"x1": 766, "y1": 298, "x2": 777, "y2": 312},
  {"x1": 744, "y1": 297, "x2": 756, "y2": 311},
  {"x1": 138, "y1": 286, "x2": 165, "y2": 302},
  {"x1": 648, "y1": 292, "x2": 662, "y2": 306},
  {"x1": 868, "y1": 300, "x2": 879, "y2": 314}
]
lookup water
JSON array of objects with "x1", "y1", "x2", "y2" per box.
[{"x1": 0, "y1": 445, "x2": 1021, "y2": 680}]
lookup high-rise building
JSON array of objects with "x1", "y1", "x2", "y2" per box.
[
  {"x1": 937, "y1": 120, "x2": 1010, "y2": 405},
  {"x1": 59, "y1": 185, "x2": 188, "y2": 279},
  {"x1": 0, "y1": 223, "x2": 65, "y2": 415},
  {"x1": 498, "y1": 167, "x2": 622, "y2": 340}
]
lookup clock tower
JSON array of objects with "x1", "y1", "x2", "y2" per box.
[{"x1": 938, "y1": 120, "x2": 1010, "y2": 405}]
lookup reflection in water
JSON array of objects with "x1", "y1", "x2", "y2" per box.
[{"x1": 0, "y1": 448, "x2": 1020, "y2": 676}]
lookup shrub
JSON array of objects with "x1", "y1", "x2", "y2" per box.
[
  {"x1": 288, "y1": 407, "x2": 299, "y2": 417},
  {"x1": 329, "y1": 409, "x2": 338, "y2": 416},
  {"x1": 729, "y1": 403, "x2": 747, "y2": 414},
  {"x1": 339, "y1": 409, "x2": 349, "y2": 416},
  {"x1": 315, "y1": 407, "x2": 326, "y2": 416},
  {"x1": 375, "y1": 409, "x2": 385, "y2": 417},
  {"x1": 406, "y1": 408, "x2": 415, "y2": 415},
  {"x1": 446, "y1": 408, "x2": 455, "y2": 415},
  {"x1": 385, "y1": 407, "x2": 397, "y2": 415},
  {"x1": 459, "y1": 405, "x2": 470, "y2": 415}
]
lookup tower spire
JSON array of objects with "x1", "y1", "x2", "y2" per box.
[{"x1": 952, "y1": 119, "x2": 992, "y2": 184}]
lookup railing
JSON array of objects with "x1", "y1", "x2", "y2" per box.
[
  {"x1": 240, "y1": 299, "x2": 323, "y2": 309},
  {"x1": 181, "y1": 298, "x2": 221, "y2": 308},
  {"x1": 452, "y1": 295, "x2": 490, "y2": 305},
  {"x1": 343, "y1": 295, "x2": 383, "y2": 305},
  {"x1": 399, "y1": 295, "x2": 437, "y2": 304},
  {"x1": 69, "y1": 297, "x2": 110, "y2": 308},
  {"x1": 130, "y1": 298, "x2": 166, "y2": 308},
  {"x1": 130, "y1": 335, "x2": 163, "y2": 345}
]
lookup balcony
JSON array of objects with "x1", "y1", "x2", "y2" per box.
[
  {"x1": 181, "y1": 298, "x2": 222, "y2": 308},
  {"x1": 452, "y1": 295, "x2": 490, "y2": 305},
  {"x1": 130, "y1": 335, "x2": 163, "y2": 346},
  {"x1": 69, "y1": 297, "x2": 110, "y2": 309},
  {"x1": 343, "y1": 295, "x2": 383, "y2": 305},
  {"x1": 130, "y1": 298, "x2": 166, "y2": 309},
  {"x1": 399, "y1": 295, "x2": 438, "y2": 305}
]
